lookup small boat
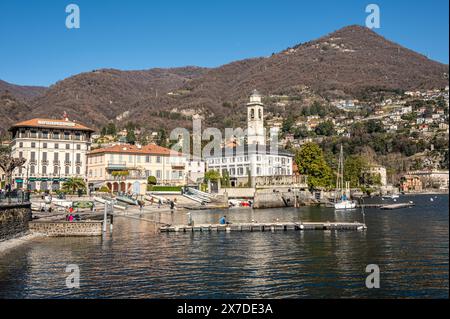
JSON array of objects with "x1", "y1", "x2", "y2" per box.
[
  {"x1": 383, "y1": 194, "x2": 400, "y2": 199},
  {"x1": 52, "y1": 199, "x2": 73, "y2": 208},
  {"x1": 116, "y1": 195, "x2": 139, "y2": 205},
  {"x1": 335, "y1": 199, "x2": 357, "y2": 210}
]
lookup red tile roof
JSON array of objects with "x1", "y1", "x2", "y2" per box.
[
  {"x1": 88, "y1": 144, "x2": 183, "y2": 156},
  {"x1": 10, "y1": 118, "x2": 94, "y2": 132}
]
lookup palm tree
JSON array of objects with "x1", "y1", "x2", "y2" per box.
[{"x1": 62, "y1": 177, "x2": 86, "y2": 195}]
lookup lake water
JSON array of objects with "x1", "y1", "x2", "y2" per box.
[{"x1": 0, "y1": 194, "x2": 448, "y2": 299}]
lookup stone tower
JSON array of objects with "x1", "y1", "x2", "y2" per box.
[{"x1": 247, "y1": 89, "x2": 265, "y2": 145}]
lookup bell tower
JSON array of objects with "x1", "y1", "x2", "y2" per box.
[{"x1": 247, "y1": 89, "x2": 265, "y2": 145}]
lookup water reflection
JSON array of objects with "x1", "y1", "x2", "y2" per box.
[{"x1": 0, "y1": 195, "x2": 447, "y2": 298}]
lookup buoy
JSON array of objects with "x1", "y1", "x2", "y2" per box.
[{"x1": 430, "y1": 198, "x2": 434, "y2": 202}]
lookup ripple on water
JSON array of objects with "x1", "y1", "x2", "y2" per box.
[{"x1": 0, "y1": 195, "x2": 448, "y2": 298}]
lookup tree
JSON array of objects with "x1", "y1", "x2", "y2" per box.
[
  {"x1": 315, "y1": 120, "x2": 335, "y2": 136},
  {"x1": 344, "y1": 155, "x2": 368, "y2": 187},
  {"x1": 157, "y1": 129, "x2": 168, "y2": 147},
  {"x1": 147, "y1": 176, "x2": 157, "y2": 185},
  {"x1": 126, "y1": 130, "x2": 136, "y2": 145},
  {"x1": 62, "y1": 178, "x2": 86, "y2": 195},
  {"x1": 221, "y1": 170, "x2": 231, "y2": 188},
  {"x1": 282, "y1": 115, "x2": 295, "y2": 133},
  {"x1": 105, "y1": 122, "x2": 117, "y2": 136},
  {"x1": 0, "y1": 154, "x2": 26, "y2": 191},
  {"x1": 295, "y1": 142, "x2": 333, "y2": 190},
  {"x1": 204, "y1": 170, "x2": 220, "y2": 182}
]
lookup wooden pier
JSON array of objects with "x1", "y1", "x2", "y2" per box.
[{"x1": 160, "y1": 221, "x2": 367, "y2": 233}]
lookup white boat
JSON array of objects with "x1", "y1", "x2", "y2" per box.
[
  {"x1": 335, "y1": 200, "x2": 357, "y2": 210},
  {"x1": 383, "y1": 194, "x2": 400, "y2": 199},
  {"x1": 334, "y1": 145, "x2": 357, "y2": 211},
  {"x1": 52, "y1": 199, "x2": 73, "y2": 208}
]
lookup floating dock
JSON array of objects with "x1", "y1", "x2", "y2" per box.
[{"x1": 160, "y1": 221, "x2": 367, "y2": 233}]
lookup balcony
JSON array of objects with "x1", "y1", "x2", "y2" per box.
[
  {"x1": 107, "y1": 162, "x2": 127, "y2": 170},
  {"x1": 64, "y1": 160, "x2": 71, "y2": 165}
]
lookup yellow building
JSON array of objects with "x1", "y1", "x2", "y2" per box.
[{"x1": 87, "y1": 144, "x2": 203, "y2": 194}]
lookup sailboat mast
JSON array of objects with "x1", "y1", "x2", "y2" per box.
[{"x1": 340, "y1": 145, "x2": 344, "y2": 197}]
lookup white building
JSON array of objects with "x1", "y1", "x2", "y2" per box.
[
  {"x1": 205, "y1": 90, "x2": 294, "y2": 187},
  {"x1": 9, "y1": 117, "x2": 94, "y2": 191}
]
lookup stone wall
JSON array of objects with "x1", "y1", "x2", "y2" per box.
[
  {"x1": 253, "y1": 190, "x2": 311, "y2": 209},
  {"x1": 219, "y1": 188, "x2": 255, "y2": 198},
  {"x1": 29, "y1": 221, "x2": 103, "y2": 237},
  {"x1": 0, "y1": 204, "x2": 32, "y2": 242}
]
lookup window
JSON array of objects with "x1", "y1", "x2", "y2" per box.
[
  {"x1": 30, "y1": 152, "x2": 36, "y2": 161},
  {"x1": 66, "y1": 144, "x2": 70, "y2": 150},
  {"x1": 42, "y1": 166, "x2": 47, "y2": 174},
  {"x1": 156, "y1": 156, "x2": 161, "y2": 163},
  {"x1": 54, "y1": 166, "x2": 59, "y2": 175},
  {"x1": 156, "y1": 170, "x2": 162, "y2": 178},
  {"x1": 65, "y1": 166, "x2": 70, "y2": 175},
  {"x1": 43, "y1": 143, "x2": 47, "y2": 149},
  {"x1": 54, "y1": 153, "x2": 59, "y2": 161},
  {"x1": 42, "y1": 131, "x2": 48, "y2": 139},
  {"x1": 76, "y1": 166, "x2": 80, "y2": 175},
  {"x1": 146, "y1": 155, "x2": 151, "y2": 163},
  {"x1": 19, "y1": 142, "x2": 23, "y2": 148},
  {"x1": 54, "y1": 143, "x2": 59, "y2": 149},
  {"x1": 42, "y1": 152, "x2": 47, "y2": 161},
  {"x1": 65, "y1": 153, "x2": 70, "y2": 162},
  {"x1": 64, "y1": 132, "x2": 70, "y2": 140},
  {"x1": 19, "y1": 151, "x2": 23, "y2": 159},
  {"x1": 76, "y1": 144, "x2": 81, "y2": 150},
  {"x1": 30, "y1": 131, "x2": 37, "y2": 138},
  {"x1": 30, "y1": 165, "x2": 35, "y2": 175},
  {"x1": 74, "y1": 133, "x2": 81, "y2": 141},
  {"x1": 31, "y1": 142, "x2": 36, "y2": 148},
  {"x1": 53, "y1": 132, "x2": 60, "y2": 140},
  {"x1": 76, "y1": 153, "x2": 81, "y2": 163}
]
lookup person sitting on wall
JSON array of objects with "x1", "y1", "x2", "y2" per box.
[{"x1": 219, "y1": 215, "x2": 231, "y2": 225}]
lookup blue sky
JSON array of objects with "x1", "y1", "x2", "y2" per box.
[{"x1": 0, "y1": 0, "x2": 448, "y2": 86}]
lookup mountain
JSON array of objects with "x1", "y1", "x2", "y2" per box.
[
  {"x1": 0, "y1": 80, "x2": 47, "y2": 101},
  {"x1": 0, "y1": 25, "x2": 448, "y2": 134},
  {"x1": 28, "y1": 67, "x2": 208, "y2": 128}
]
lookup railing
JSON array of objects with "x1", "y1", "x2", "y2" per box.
[
  {"x1": 107, "y1": 162, "x2": 127, "y2": 169},
  {"x1": 0, "y1": 191, "x2": 31, "y2": 205}
]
